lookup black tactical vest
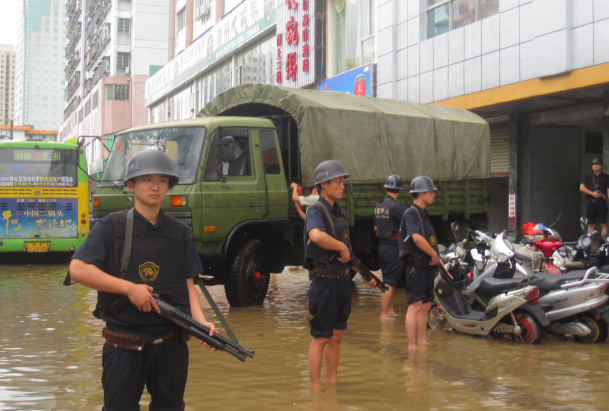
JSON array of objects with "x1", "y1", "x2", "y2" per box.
[
  {"x1": 304, "y1": 201, "x2": 352, "y2": 271},
  {"x1": 375, "y1": 196, "x2": 400, "y2": 238},
  {"x1": 398, "y1": 206, "x2": 439, "y2": 267},
  {"x1": 93, "y1": 209, "x2": 191, "y2": 325}
]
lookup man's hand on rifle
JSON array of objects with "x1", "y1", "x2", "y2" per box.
[
  {"x1": 361, "y1": 270, "x2": 380, "y2": 289},
  {"x1": 129, "y1": 284, "x2": 161, "y2": 314},
  {"x1": 193, "y1": 312, "x2": 218, "y2": 351},
  {"x1": 593, "y1": 190, "x2": 602, "y2": 199},
  {"x1": 337, "y1": 244, "x2": 351, "y2": 263},
  {"x1": 430, "y1": 251, "x2": 440, "y2": 266}
]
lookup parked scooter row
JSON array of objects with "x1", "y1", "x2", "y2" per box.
[{"x1": 428, "y1": 221, "x2": 609, "y2": 344}]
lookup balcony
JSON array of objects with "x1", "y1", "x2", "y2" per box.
[
  {"x1": 67, "y1": 0, "x2": 82, "y2": 21},
  {"x1": 65, "y1": 22, "x2": 82, "y2": 57},
  {"x1": 64, "y1": 95, "x2": 81, "y2": 120},
  {"x1": 85, "y1": 23, "x2": 111, "y2": 71},
  {"x1": 64, "y1": 50, "x2": 80, "y2": 81},
  {"x1": 65, "y1": 71, "x2": 80, "y2": 101},
  {"x1": 85, "y1": 0, "x2": 112, "y2": 39}
]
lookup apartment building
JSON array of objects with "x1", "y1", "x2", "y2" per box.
[
  {"x1": 0, "y1": 45, "x2": 16, "y2": 125},
  {"x1": 58, "y1": 0, "x2": 169, "y2": 175},
  {"x1": 14, "y1": 0, "x2": 69, "y2": 130}
]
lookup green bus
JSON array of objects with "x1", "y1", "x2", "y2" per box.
[{"x1": 0, "y1": 138, "x2": 90, "y2": 253}]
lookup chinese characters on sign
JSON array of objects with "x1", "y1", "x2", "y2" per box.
[
  {"x1": 0, "y1": 176, "x2": 75, "y2": 187},
  {"x1": 0, "y1": 198, "x2": 77, "y2": 239},
  {"x1": 508, "y1": 195, "x2": 516, "y2": 218},
  {"x1": 277, "y1": 0, "x2": 315, "y2": 88}
]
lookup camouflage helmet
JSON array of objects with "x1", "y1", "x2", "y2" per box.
[{"x1": 124, "y1": 150, "x2": 179, "y2": 188}]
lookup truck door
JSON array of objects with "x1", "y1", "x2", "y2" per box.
[
  {"x1": 255, "y1": 129, "x2": 286, "y2": 218},
  {"x1": 200, "y1": 128, "x2": 262, "y2": 242}
]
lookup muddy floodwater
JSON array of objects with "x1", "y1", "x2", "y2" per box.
[{"x1": 2, "y1": 263, "x2": 609, "y2": 410}]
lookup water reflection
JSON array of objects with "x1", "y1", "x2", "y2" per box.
[{"x1": 1, "y1": 264, "x2": 609, "y2": 410}]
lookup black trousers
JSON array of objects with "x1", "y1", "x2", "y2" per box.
[{"x1": 101, "y1": 337, "x2": 189, "y2": 411}]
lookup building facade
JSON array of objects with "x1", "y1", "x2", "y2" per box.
[
  {"x1": 0, "y1": 45, "x2": 17, "y2": 125},
  {"x1": 14, "y1": 0, "x2": 69, "y2": 130},
  {"x1": 58, "y1": 0, "x2": 169, "y2": 175},
  {"x1": 373, "y1": 0, "x2": 609, "y2": 238}
]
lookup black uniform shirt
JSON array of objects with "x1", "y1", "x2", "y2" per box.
[
  {"x1": 374, "y1": 194, "x2": 408, "y2": 232},
  {"x1": 305, "y1": 196, "x2": 344, "y2": 268},
  {"x1": 582, "y1": 172, "x2": 609, "y2": 200},
  {"x1": 403, "y1": 203, "x2": 430, "y2": 237},
  {"x1": 72, "y1": 208, "x2": 203, "y2": 339}
]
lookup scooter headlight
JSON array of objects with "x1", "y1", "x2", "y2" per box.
[{"x1": 579, "y1": 235, "x2": 592, "y2": 249}]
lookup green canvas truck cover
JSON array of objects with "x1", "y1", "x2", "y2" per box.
[{"x1": 200, "y1": 83, "x2": 490, "y2": 187}]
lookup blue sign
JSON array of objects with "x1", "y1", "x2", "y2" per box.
[
  {"x1": 317, "y1": 64, "x2": 375, "y2": 97},
  {"x1": 1, "y1": 198, "x2": 78, "y2": 239}
]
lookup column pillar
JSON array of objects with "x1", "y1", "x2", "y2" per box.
[
  {"x1": 508, "y1": 113, "x2": 523, "y2": 233},
  {"x1": 603, "y1": 87, "x2": 609, "y2": 168}
]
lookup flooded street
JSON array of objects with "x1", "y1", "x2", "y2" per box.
[{"x1": 1, "y1": 263, "x2": 609, "y2": 411}]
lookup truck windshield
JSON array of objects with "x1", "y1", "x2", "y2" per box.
[
  {"x1": 0, "y1": 148, "x2": 77, "y2": 187},
  {"x1": 99, "y1": 126, "x2": 206, "y2": 187}
]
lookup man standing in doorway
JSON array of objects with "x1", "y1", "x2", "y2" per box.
[
  {"x1": 399, "y1": 176, "x2": 440, "y2": 351},
  {"x1": 580, "y1": 158, "x2": 609, "y2": 236}
]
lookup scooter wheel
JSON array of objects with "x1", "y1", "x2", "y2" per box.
[
  {"x1": 575, "y1": 316, "x2": 608, "y2": 343},
  {"x1": 515, "y1": 312, "x2": 543, "y2": 344},
  {"x1": 427, "y1": 304, "x2": 447, "y2": 330}
]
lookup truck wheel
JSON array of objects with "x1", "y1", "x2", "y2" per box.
[
  {"x1": 575, "y1": 316, "x2": 608, "y2": 343},
  {"x1": 225, "y1": 239, "x2": 270, "y2": 307}
]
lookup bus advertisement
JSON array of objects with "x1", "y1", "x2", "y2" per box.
[{"x1": 0, "y1": 138, "x2": 90, "y2": 253}]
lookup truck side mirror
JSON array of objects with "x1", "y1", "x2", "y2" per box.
[{"x1": 219, "y1": 136, "x2": 235, "y2": 163}]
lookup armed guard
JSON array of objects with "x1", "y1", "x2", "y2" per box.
[
  {"x1": 398, "y1": 175, "x2": 441, "y2": 351},
  {"x1": 374, "y1": 175, "x2": 407, "y2": 320},
  {"x1": 304, "y1": 160, "x2": 379, "y2": 389},
  {"x1": 579, "y1": 158, "x2": 609, "y2": 236},
  {"x1": 68, "y1": 150, "x2": 217, "y2": 411}
]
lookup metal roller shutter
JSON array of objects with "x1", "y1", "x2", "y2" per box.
[{"x1": 490, "y1": 128, "x2": 509, "y2": 177}]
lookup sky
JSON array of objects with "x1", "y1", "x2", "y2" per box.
[{"x1": 0, "y1": 0, "x2": 21, "y2": 48}]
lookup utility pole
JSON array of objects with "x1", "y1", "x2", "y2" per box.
[{"x1": 9, "y1": 120, "x2": 13, "y2": 140}]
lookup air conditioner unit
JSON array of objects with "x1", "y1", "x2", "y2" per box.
[
  {"x1": 125, "y1": 66, "x2": 130, "y2": 75},
  {"x1": 104, "y1": 59, "x2": 110, "y2": 74}
]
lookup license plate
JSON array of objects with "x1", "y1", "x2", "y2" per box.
[{"x1": 26, "y1": 242, "x2": 50, "y2": 253}]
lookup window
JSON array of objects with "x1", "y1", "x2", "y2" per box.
[
  {"x1": 118, "y1": 18, "x2": 131, "y2": 34},
  {"x1": 176, "y1": 8, "x2": 186, "y2": 32},
  {"x1": 106, "y1": 84, "x2": 130, "y2": 100},
  {"x1": 117, "y1": 53, "x2": 130, "y2": 69},
  {"x1": 259, "y1": 131, "x2": 281, "y2": 174},
  {"x1": 204, "y1": 129, "x2": 250, "y2": 180},
  {"x1": 426, "y1": 0, "x2": 499, "y2": 39},
  {"x1": 333, "y1": 0, "x2": 376, "y2": 76}
]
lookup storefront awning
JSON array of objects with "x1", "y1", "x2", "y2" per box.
[{"x1": 200, "y1": 83, "x2": 490, "y2": 186}]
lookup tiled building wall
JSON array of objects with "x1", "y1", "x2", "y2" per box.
[{"x1": 376, "y1": 0, "x2": 609, "y2": 104}]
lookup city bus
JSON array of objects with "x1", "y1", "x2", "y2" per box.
[{"x1": 0, "y1": 138, "x2": 90, "y2": 253}]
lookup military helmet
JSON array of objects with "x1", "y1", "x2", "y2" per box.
[
  {"x1": 409, "y1": 176, "x2": 437, "y2": 193},
  {"x1": 383, "y1": 174, "x2": 403, "y2": 190},
  {"x1": 314, "y1": 160, "x2": 350, "y2": 185},
  {"x1": 124, "y1": 150, "x2": 179, "y2": 188},
  {"x1": 592, "y1": 158, "x2": 603, "y2": 166}
]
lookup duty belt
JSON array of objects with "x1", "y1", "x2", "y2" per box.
[
  {"x1": 380, "y1": 233, "x2": 399, "y2": 241},
  {"x1": 313, "y1": 268, "x2": 350, "y2": 278},
  {"x1": 102, "y1": 327, "x2": 181, "y2": 351},
  {"x1": 588, "y1": 199, "x2": 605, "y2": 203}
]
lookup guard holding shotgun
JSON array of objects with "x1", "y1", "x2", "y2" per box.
[
  {"x1": 304, "y1": 160, "x2": 380, "y2": 390},
  {"x1": 399, "y1": 176, "x2": 440, "y2": 351},
  {"x1": 68, "y1": 150, "x2": 216, "y2": 411}
]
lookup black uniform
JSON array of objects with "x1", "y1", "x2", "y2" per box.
[
  {"x1": 398, "y1": 204, "x2": 439, "y2": 304},
  {"x1": 71, "y1": 208, "x2": 203, "y2": 411},
  {"x1": 374, "y1": 195, "x2": 407, "y2": 287},
  {"x1": 582, "y1": 172, "x2": 609, "y2": 224},
  {"x1": 304, "y1": 196, "x2": 352, "y2": 339}
]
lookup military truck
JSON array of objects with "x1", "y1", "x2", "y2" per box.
[{"x1": 93, "y1": 84, "x2": 490, "y2": 307}]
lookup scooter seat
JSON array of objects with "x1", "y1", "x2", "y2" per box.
[
  {"x1": 476, "y1": 277, "x2": 523, "y2": 300},
  {"x1": 532, "y1": 270, "x2": 593, "y2": 291}
]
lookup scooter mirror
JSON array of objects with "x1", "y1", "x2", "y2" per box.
[
  {"x1": 580, "y1": 217, "x2": 588, "y2": 232},
  {"x1": 451, "y1": 221, "x2": 459, "y2": 242},
  {"x1": 437, "y1": 244, "x2": 447, "y2": 253}
]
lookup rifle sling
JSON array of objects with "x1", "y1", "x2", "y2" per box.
[{"x1": 194, "y1": 276, "x2": 240, "y2": 344}]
